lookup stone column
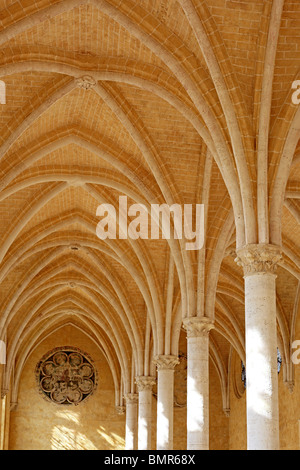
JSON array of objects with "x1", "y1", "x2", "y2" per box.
[
  {"x1": 1, "y1": 388, "x2": 9, "y2": 450},
  {"x1": 235, "y1": 244, "x2": 282, "y2": 450},
  {"x1": 182, "y1": 317, "x2": 214, "y2": 450},
  {"x1": 124, "y1": 393, "x2": 138, "y2": 450},
  {"x1": 135, "y1": 376, "x2": 156, "y2": 450},
  {"x1": 0, "y1": 366, "x2": 4, "y2": 450},
  {"x1": 153, "y1": 355, "x2": 179, "y2": 450}
]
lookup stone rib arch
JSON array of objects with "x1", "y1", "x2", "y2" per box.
[
  {"x1": 18, "y1": 256, "x2": 143, "y2": 351},
  {"x1": 213, "y1": 321, "x2": 245, "y2": 366},
  {"x1": 0, "y1": 0, "x2": 222, "y2": 133},
  {"x1": 291, "y1": 282, "x2": 300, "y2": 346},
  {"x1": 178, "y1": 0, "x2": 256, "y2": 246},
  {"x1": 0, "y1": 236, "x2": 154, "y2": 320},
  {"x1": 0, "y1": 83, "x2": 187, "y2": 268},
  {"x1": 215, "y1": 295, "x2": 245, "y2": 354},
  {"x1": 209, "y1": 338, "x2": 230, "y2": 415},
  {"x1": 0, "y1": 121, "x2": 191, "y2": 332},
  {"x1": 0, "y1": 209, "x2": 162, "y2": 339},
  {"x1": 0, "y1": 232, "x2": 160, "y2": 355},
  {"x1": 0, "y1": 181, "x2": 68, "y2": 264},
  {"x1": 0, "y1": 0, "x2": 247, "y2": 247},
  {"x1": 2, "y1": 257, "x2": 144, "y2": 373},
  {"x1": 205, "y1": 210, "x2": 235, "y2": 321},
  {"x1": 84, "y1": 184, "x2": 186, "y2": 340},
  {"x1": 6, "y1": 289, "x2": 133, "y2": 391},
  {"x1": 0, "y1": 0, "x2": 299, "y2": 452},
  {"x1": 0, "y1": 70, "x2": 186, "y2": 229},
  {"x1": 92, "y1": 81, "x2": 194, "y2": 319},
  {"x1": 255, "y1": 0, "x2": 285, "y2": 244},
  {"x1": 270, "y1": 106, "x2": 300, "y2": 245},
  {"x1": 217, "y1": 286, "x2": 244, "y2": 305},
  {"x1": 0, "y1": 77, "x2": 75, "y2": 161},
  {"x1": 0, "y1": 131, "x2": 159, "y2": 198},
  {"x1": 178, "y1": 0, "x2": 253, "y2": 138},
  {"x1": 10, "y1": 318, "x2": 122, "y2": 407},
  {"x1": 0, "y1": 51, "x2": 195, "y2": 112},
  {"x1": 0, "y1": 178, "x2": 166, "y2": 310},
  {"x1": 0, "y1": 260, "x2": 139, "y2": 370},
  {"x1": 0, "y1": 173, "x2": 146, "y2": 204}
]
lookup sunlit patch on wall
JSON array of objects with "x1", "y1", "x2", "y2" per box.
[{"x1": 51, "y1": 425, "x2": 98, "y2": 450}]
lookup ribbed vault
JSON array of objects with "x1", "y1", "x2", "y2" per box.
[{"x1": 0, "y1": 0, "x2": 299, "y2": 426}]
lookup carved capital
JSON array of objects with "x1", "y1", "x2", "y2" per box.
[
  {"x1": 124, "y1": 393, "x2": 138, "y2": 405},
  {"x1": 75, "y1": 75, "x2": 96, "y2": 90},
  {"x1": 1, "y1": 388, "x2": 8, "y2": 399},
  {"x1": 115, "y1": 405, "x2": 125, "y2": 415},
  {"x1": 182, "y1": 317, "x2": 214, "y2": 338},
  {"x1": 135, "y1": 376, "x2": 156, "y2": 392},
  {"x1": 153, "y1": 355, "x2": 179, "y2": 371},
  {"x1": 235, "y1": 244, "x2": 282, "y2": 276}
]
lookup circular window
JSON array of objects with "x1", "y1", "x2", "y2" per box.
[{"x1": 36, "y1": 347, "x2": 98, "y2": 406}]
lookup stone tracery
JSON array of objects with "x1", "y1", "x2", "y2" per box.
[{"x1": 36, "y1": 347, "x2": 97, "y2": 406}]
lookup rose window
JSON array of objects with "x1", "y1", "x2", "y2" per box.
[{"x1": 36, "y1": 347, "x2": 97, "y2": 406}]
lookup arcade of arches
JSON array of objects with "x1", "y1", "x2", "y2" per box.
[{"x1": 0, "y1": 0, "x2": 299, "y2": 451}]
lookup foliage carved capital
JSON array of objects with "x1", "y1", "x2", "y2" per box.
[
  {"x1": 135, "y1": 376, "x2": 156, "y2": 392},
  {"x1": 182, "y1": 317, "x2": 214, "y2": 338},
  {"x1": 124, "y1": 393, "x2": 138, "y2": 405},
  {"x1": 235, "y1": 244, "x2": 282, "y2": 276},
  {"x1": 153, "y1": 355, "x2": 179, "y2": 371}
]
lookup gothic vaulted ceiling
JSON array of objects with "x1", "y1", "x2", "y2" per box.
[{"x1": 0, "y1": 0, "x2": 300, "y2": 404}]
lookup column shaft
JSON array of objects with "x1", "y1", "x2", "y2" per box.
[
  {"x1": 183, "y1": 317, "x2": 213, "y2": 450},
  {"x1": 135, "y1": 376, "x2": 156, "y2": 450},
  {"x1": 236, "y1": 244, "x2": 281, "y2": 450},
  {"x1": 124, "y1": 394, "x2": 138, "y2": 450},
  {"x1": 154, "y1": 355, "x2": 179, "y2": 450},
  {"x1": 245, "y1": 272, "x2": 279, "y2": 449}
]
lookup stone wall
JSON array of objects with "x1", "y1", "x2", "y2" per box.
[{"x1": 9, "y1": 325, "x2": 125, "y2": 450}]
